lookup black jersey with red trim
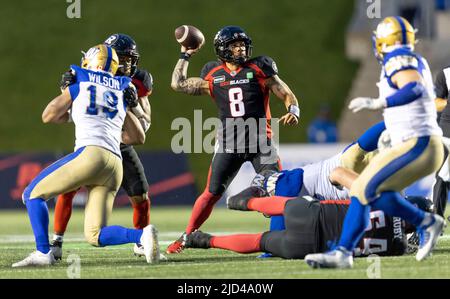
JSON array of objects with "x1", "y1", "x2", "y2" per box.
[
  {"x1": 200, "y1": 56, "x2": 277, "y2": 151},
  {"x1": 317, "y1": 200, "x2": 406, "y2": 256}
]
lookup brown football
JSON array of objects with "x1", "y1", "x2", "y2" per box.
[{"x1": 174, "y1": 25, "x2": 205, "y2": 49}]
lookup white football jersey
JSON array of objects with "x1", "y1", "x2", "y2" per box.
[
  {"x1": 68, "y1": 65, "x2": 132, "y2": 157},
  {"x1": 300, "y1": 153, "x2": 350, "y2": 200},
  {"x1": 378, "y1": 48, "x2": 442, "y2": 145}
]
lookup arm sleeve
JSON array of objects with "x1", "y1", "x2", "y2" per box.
[{"x1": 435, "y1": 69, "x2": 449, "y2": 99}]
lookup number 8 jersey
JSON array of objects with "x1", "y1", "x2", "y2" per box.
[
  {"x1": 200, "y1": 56, "x2": 278, "y2": 150},
  {"x1": 68, "y1": 65, "x2": 132, "y2": 158}
]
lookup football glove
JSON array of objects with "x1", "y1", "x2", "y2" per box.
[
  {"x1": 60, "y1": 70, "x2": 76, "y2": 90},
  {"x1": 348, "y1": 97, "x2": 386, "y2": 113},
  {"x1": 124, "y1": 85, "x2": 139, "y2": 108}
]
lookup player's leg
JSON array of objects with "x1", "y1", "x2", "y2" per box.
[
  {"x1": 50, "y1": 190, "x2": 78, "y2": 260},
  {"x1": 120, "y1": 144, "x2": 150, "y2": 230},
  {"x1": 185, "y1": 231, "x2": 264, "y2": 253},
  {"x1": 83, "y1": 151, "x2": 159, "y2": 264},
  {"x1": 166, "y1": 152, "x2": 244, "y2": 254},
  {"x1": 13, "y1": 147, "x2": 89, "y2": 267},
  {"x1": 120, "y1": 144, "x2": 152, "y2": 256},
  {"x1": 431, "y1": 143, "x2": 450, "y2": 217}
]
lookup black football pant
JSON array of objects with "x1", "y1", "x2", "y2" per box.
[
  {"x1": 120, "y1": 144, "x2": 149, "y2": 197},
  {"x1": 208, "y1": 151, "x2": 280, "y2": 195},
  {"x1": 259, "y1": 199, "x2": 321, "y2": 259},
  {"x1": 431, "y1": 143, "x2": 450, "y2": 217}
]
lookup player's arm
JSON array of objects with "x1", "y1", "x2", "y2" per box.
[
  {"x1": 122, "y1": 110, "x2": 145, "y2": 145},
  {"x1": 329, "y1": 166, "x2": 358, "y2": 190},
  {"x1": 265, "y1": 75, "x2": 300, "y2": 125},
  {"x1": 42, "y1": 88, "x2": 72, "y2": 124},
  {"x1": 434, "y1": 69, "x2": 448, "y2": 112},
  {"x1": 170, "y1": 45, "x2": 210, "y2": 96}
]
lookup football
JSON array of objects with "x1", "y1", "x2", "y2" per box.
[{"x1": 174, "y1": 25, "x2": 205, "y2": 49}]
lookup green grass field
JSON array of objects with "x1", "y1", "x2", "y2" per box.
[{"x1": 1, "y1": 207, "x2": 450, "y2": 279}]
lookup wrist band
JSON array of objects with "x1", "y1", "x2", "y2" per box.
[
  {"x1": 288, "y1": 105, "x2": 300, "y2": 119},
  {"x1": 180, "y1": 52, "x2": 191, "y2": 61}
]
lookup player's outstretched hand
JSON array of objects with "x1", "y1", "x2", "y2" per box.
[
  {"x1": 60, "y1": 70, "x2": 76, "y2": 91},
  {"x1": 348, "y1": 97, "x2": 386, "y2": 113},
  {"x1": 124, "y1": 85, "x2": 139, "y2": 108},
  {"x1": 278, "y1": 112, "x2": 299, "y2": 126}
]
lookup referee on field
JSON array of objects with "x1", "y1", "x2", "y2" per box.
[{"x1": 432, "y1": 66, "x2": 450, "y2": 217}]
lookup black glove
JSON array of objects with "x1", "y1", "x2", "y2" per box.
[
  {"x1": 124, "y1": 85, "x2": 139, "y2": 108},
  {"x1": 60, "y1": 70, "x2": 76, "y2": 90}
]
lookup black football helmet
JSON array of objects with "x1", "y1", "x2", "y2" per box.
[
  {"x1": 213, "y1": 26, "x2": 252, "y2": 65},
  {"x1": 104, "y1": 33, "x2": 140, "y2": 76}
]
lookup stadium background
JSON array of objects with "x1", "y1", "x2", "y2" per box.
[{"x1": 1, "y1": 0, "x2": 450, "y2": 280}]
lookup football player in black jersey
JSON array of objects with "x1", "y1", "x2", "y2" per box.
[
  {"x1": 50, "y1": 34, "x2": 154, "y2": 259},
  {"x1": 184, "y1": 195, "x2": 430, "y2": 259},
  {"x1": 168, "y1": 26, "x2": 300, "y2": 254}
]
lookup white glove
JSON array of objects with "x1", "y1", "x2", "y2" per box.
[{"x1": 348, "y1": 97, "x2": 386, "y2": 113}]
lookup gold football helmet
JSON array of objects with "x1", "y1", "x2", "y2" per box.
[
  {"x1": 81, "y1": 44, "x2": 119, "y2": 75},
  {"x1": 372, "y1": 16, "x2": 417, "y2": 61}
]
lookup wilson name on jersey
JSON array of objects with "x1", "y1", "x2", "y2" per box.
[
  {"x1": 201, "y1": 56, "x2": 277, "y2": 152},
  {"x1": 68, "y1": 65, "x2": 132, "y2": 157}
]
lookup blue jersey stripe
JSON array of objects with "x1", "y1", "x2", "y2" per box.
[
  {"x1": 395, "y1": 16, "x2": 407, "y2": 45},
  {"x1": 365, "y1": 136, "x2": 429, "y2": 201},
  {"x1": 22, "y1": 147, "x2": 86, "y2": 201},
  {"x1": 104, "y1": 46, "x2": 112, "y2": 73}
]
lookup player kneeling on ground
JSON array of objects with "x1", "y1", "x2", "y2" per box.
[{"x1": 13, "y1": 45, "x2": 159, "y2": 267}]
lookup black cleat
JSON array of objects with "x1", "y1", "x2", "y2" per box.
[
  {"x1": 50, "y1": 240, "x2": 63, "y2": 261},
  {"x1": 226, "y1": 186, "x2": 267, "y2": 211},
  {"x1": 185, "y1": 231, "x2": 212, "y2": 249}
]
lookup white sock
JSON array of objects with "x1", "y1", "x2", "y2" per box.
[{"x1": 52, "y1": 234, "x2": 64, "y2": 242}]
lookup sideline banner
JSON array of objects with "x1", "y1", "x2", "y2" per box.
[{"x1": 0, "y1": 151, "x2": 197, "y2": 209}]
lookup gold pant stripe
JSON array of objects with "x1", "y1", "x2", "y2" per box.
[{"x1": 350, "y1": 136, "x2": 443, "y2": 204}]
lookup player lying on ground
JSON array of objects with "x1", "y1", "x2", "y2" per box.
[
  {"x1": 305, "y1": 16, "x2": 445, "y2": 269},
  {"x1": 184, "y1": 194, "x2": 430, "y2": 258},
  {"x1": 167, "y1": 25, "x2": 300, "y2": 254},
  {"x1": 13, "y1": 45, "x2": 159, "y2": 267},
  {"x1": 50, "y1": 34, "x2": 156, "y2": 260}
]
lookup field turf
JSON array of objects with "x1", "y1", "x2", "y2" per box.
[{"x1": 0, "y1": 207, "x2": 450, "y2": 279}]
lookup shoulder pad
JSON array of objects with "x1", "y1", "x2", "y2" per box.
[
  {"x1": 70, "y1": 65, "x2": 90, "y2": 83},
  {"x1": 200, "y1": 61, "x2": 221, "y2": 79},
  {"x1": 383, "y1": 49, "x2": 419, "y2": 78},
  {"x1": 132, "y1": 69, "x2": 153, "y2": 96},
  {"x1": 247, "y1": 56, "x2": 278, "y2": 78}
]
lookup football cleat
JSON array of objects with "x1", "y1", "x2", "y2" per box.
[
  {"x1": 416, "y1": 213, "x2": 445, "y2": 261},
  {"x1": 226, "y1": 186, "x2": 267, "y2": 211},
  {"x1": 305, "y1": 247, "x2": 353, "y2": 269},
  {"x1": 12, "y1": 250, "x2": 56, "y2": 268},
  {"x1": 257, "y1": 253, "x2": 273, "y2": 258},
  {"x1": 166, "y1": 233, "x2": 187, "y2": 254},
  {"x1": 140, "y1": 225, "x2": 160, "y2": 264},
  {"x1": 50, "y1": 240, "x2": 63, "y2": 261},
  {"x1": 185, "y1": 231, "x2": 212, "y2": 249},
  {"x1": 134, "y1": 243, "x2": 167, "y2": 261}
]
